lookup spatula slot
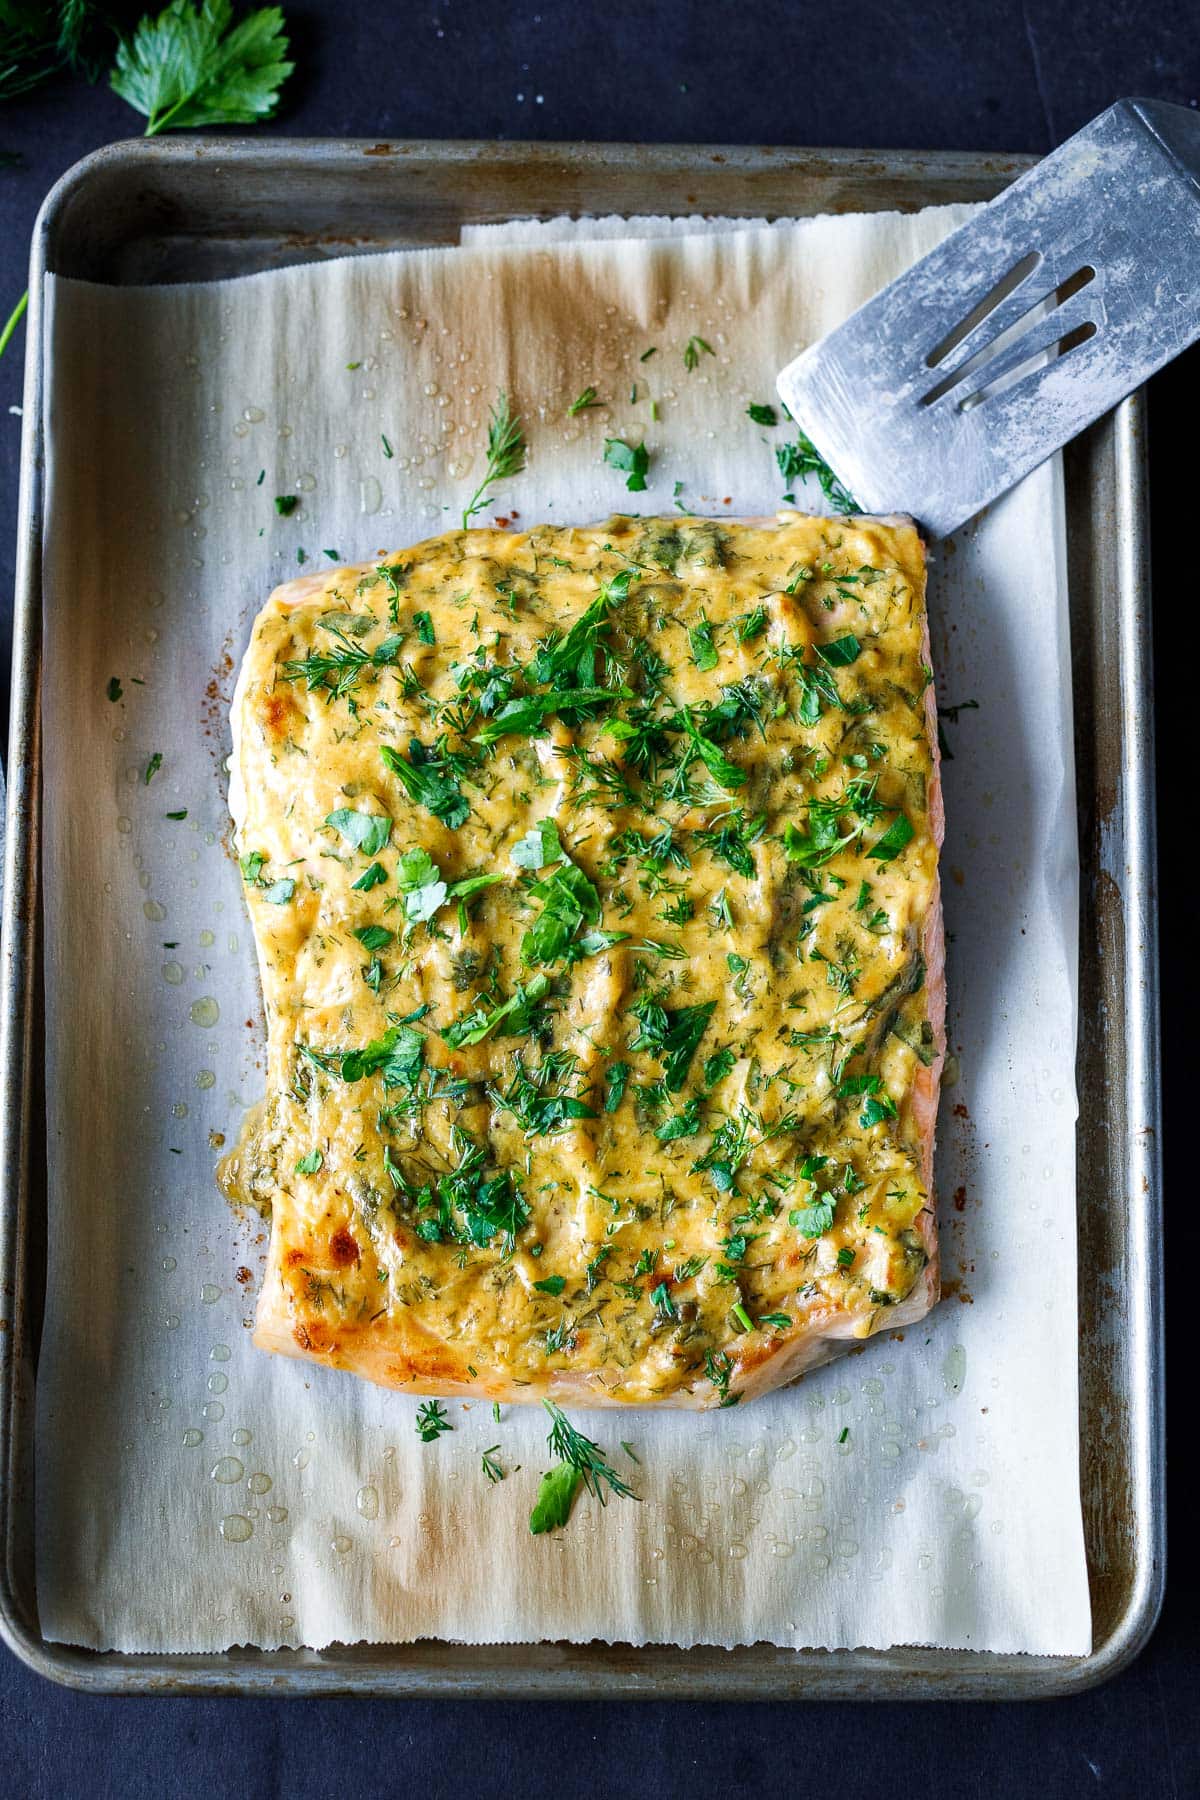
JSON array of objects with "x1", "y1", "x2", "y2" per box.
[
  {"x1": 958, "y1": 319, "x2": 1098, "y2": 413},
  {"x1": 920, "y1": 265, "x2": 1097, "y2": 408},
  {"x1": 923, "y1": 250, "x2": 1043, "y2": 369}
]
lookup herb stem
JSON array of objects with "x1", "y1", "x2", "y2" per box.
[{"x1": 0, "y1": 289, "x2": 28, "y2": 362}]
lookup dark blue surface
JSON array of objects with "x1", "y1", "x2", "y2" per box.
[{"x1": 2, "y1": 4, "x2": 1197, "y2": 1794}]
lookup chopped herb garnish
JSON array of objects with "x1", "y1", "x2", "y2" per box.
[
  {"x1": 326, "y1": 806, "x2": 393, "y2": 856},
  {"x1": 746, "y1": 402, "x2": 778, "y2": 426},
  {"x1": 143, "y1": 751, "x2": 163, "y2": 784},
  {"x1": 462, "y1": 390, "x2": 526, "y2": 529},
  {"x1": 440, "y1": 973, "x2": 550, "y2": 1049},
  {"x1": 415, "y1": 1399, "x2": 452, "y2": 1442},
  {"x1": 274, "y1": 494, "x2": 298, "y2": 516},
  {"x1": 106, "y1": 676, "x2": 123, "y2": 702},
  {"x1": 533, "y1": 1275, "x2": 566, "y2": 1296},
  {"x1": 775, "y1": 433, "x2": 858, "y2": 513},
  {"x1": 295, "y1": 1149, "x2": 323, "y2": 1174},
  {"x1": 603, "y1": 437, "x2": 650, "y2": 492},
  {"x1": 352, "y1": 861, "x2": 388, "y2": 892},
  {"x1": 529, "y1": 1462, "x2": 582, "y2": 1533},
  {"x1": 683, "y1": 335, "x2": 714, "y2": 371},
  {"x1": 263, "y1": 877, "x2": 295, "y2": 904},
  {"x1": 868, "y1": 813, "x2": 914, "y2": 862},
  {"x1": 380, "y1": 743, "x2": 469, "y2": 830},
  {"x1": 567, "y1": 385, "x2": 601, "y2": 415},
  {"x1": 481, "y1": 1446, "x2": 505, "y2": 1483}
]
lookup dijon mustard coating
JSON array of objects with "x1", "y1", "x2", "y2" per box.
[{"x1": 220, "y1": 513, "x2": 943, "y2": 1407}]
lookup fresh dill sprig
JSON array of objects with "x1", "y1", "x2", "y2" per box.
[
  {"x1": 481, "y1": 1445, "x2": 505, "y2": 1483},
  {"x1": 462, "y1": 391, "x2": 527, "y2": 529},
  {"x1": 776, "y1": 432, "x2": 859, "y2": 514},
  {"x1": 542, "y1": 1401, "x2": 638, "y2": 1505},
  {"x1": 567, "y1": 385, "x2": 601, "y2": 416},
  {"x1": 281, "y1": 623, "x2": 403, "y2": 699}
]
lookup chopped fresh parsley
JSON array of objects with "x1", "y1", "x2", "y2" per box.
[
  {"x1": 603, "y1": 437, "x2": 650, "y2": 492},
  {"x1": 274, "y1": 494, "x2": 298, "y2": 516},
  {"x1": 326, "y1": 806, "x2": 393, "y2": 856},
  {"x1": 106, "y1": 676, "x2": 123, "y2": 702},
  {"x1": 380, "y1": 743, "x2": 470, "y2": 829},
  {"x1": 529, "y1": 1462, "x2": 582, "y2": 1534},
  {"x1": 143, "y1": 751, "x2": 163, "y2": 784},
  {"x1": 294, "y1": 1149, "x2": 323, "y2": 1174},
  {"x1": 440, "y1": 973, "x2": 550, "y2": 1049},
  {"x1": 746, "y1": 402, "x2": 777, "y2": 426}
]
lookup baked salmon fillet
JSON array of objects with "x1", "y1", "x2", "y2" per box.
[{"x1": 219, "y1": 514, "x2": 944, "y2": 1408}]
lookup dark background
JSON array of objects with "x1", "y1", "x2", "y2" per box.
[{"x1": 1, "y1": 3, "x2": 1195, "y2": 1794}]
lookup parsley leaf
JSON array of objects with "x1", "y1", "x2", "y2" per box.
[
  {"x1": 326, "y1": 806, "x2": 392, "y2": 856},
  {"x1": 111, "y1": 1, "x2": 293, "y2": 138},
  {"x1": 868, "y1": 813, "x2": 914, "y2": 862},
  {"x1": 630, "y1": 997, "x2": 715, "y2": 1092},
  {"x1": 689, "y1": 617, "x2": 719, "y2": 672},
  {"x1": 790, "y1": 1196, "x2": 835, "y2": 1238},
  {"x1": 512, "y1": 817, "x2": 565, "y2": 871},
  {"x1": 603, "y1": 437, "x2": 650, "y2": 492},
  {"x1": 263, "y1": 877, "x2": 295, "y2": 904},
  {"x1": 274, "y1": 493, "x2": 297, "y2": 516},
  {"x1": 302, "y1": 1024, "x2": 424, "y2": 1090},
  {"x1": 746, "y1": 402, "x2": 777, "y2": 426},
  {"x1": 380, "y1": 743, "x2": 470, "y2": 829},
  {"x1": 529, "y1": 1462, "x2": 582, "y2": 1534},
  {"x1": 294, "y1": 1148, "x2": 322, "y2": 1174},
  {"x1": 440, "y1": 973, "x2": 551, "y2": 1049}
]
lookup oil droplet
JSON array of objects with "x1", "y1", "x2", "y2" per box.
[
  {"x1": 242, "y1": 405, "x2": 265, "y2": 423},
  {"x1": 182, "y1": 1429, "x2": 203, "y2": 1447},
  {"x1": 199, "y1": 929, "x2": 215, "y2": 948},
  {"x1": 211, "y1": 1343, "x2": 231, "y2": 1362},
  {"x1": 293, "y1": 1449, "x2": 310, "y2": 1471},
  {"x1": 162, "y1": 961, "x2": 185, "y2": 985},
  {"x1": 247, "y1": 1472, "x2": 272, "y2": 1495},
  {"x1": 266, "y1": 1505, "x2": 288, "y2": 1524},
  {"x1": 116, "y1": 815, "x2": 132, "y2": 834},
  {"x1": 190, "y1": 996, "x2": 219, "y2": 1027},
  {"x1": 232, "y1": 1427, "x2": 252, "y2": 1446},
  {"x1": 359, "y1": 475, "x2": 383, "y2": 515},
  {"x1": 195, "y1": 1069, "x2": 216, "y2": 1090},
  {"x1": 207, "y1": 1372, "x2": 228, "y2": 1394},
  {"x1": 943, "y1": 1344, "x2": 967, "y2": 1395},
  {"x1": 172, "y1": 1102, "x2": 188, "y2": 1120},
  {"x1": 729, "y1": 1541, "x2": 748, "y2": 1559},
  {"x1": 200, "y1": 1284, "x2": 221, "y2": 1304},
  {"x1": 144, "y1": 900, "x2": 166, "y2": 922},
  {"x1": 220, "y1": 1514, "x2": 253, "y2": 1542},
  {"x1": 331, "y1": 1534, "x2": 352, "y2": 1555},
  {"x1": 356, "y1": 1485, "x2": 379, "y2": 1520},
  {"x1": 203, "y1": 1401, "x2": 225, "y2": 1422},
  {"x1": 210, "y1": 1456, "x2": 244, "y2": 1484},
  {"x1": 161, "y1": 1256, "x2": 176, "y2": 1272},
  {"x1": 163, "y1": 1314, "x2": 180, "y2": 1331}
]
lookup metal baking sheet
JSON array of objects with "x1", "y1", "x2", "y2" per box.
[{"x1": 0, "y1": 138, "x2": 1163, "y2": 1698}]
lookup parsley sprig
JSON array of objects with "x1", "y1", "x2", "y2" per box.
[{"x1": 111, "y1": 0, "x2": 293, "y2": 137}]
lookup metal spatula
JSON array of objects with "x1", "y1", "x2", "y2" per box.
[{"x1": 776, "y1": 97, "x2": 1200, "y2": 538}]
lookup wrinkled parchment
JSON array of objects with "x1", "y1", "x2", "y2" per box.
[{"x1": 35, "y1": 204, "x2": 1088, "y2": 1654}]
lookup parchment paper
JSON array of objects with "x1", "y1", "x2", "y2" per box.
[{"x1": 35, "y1": 204, "x2": 1089, "y2": 1655}]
